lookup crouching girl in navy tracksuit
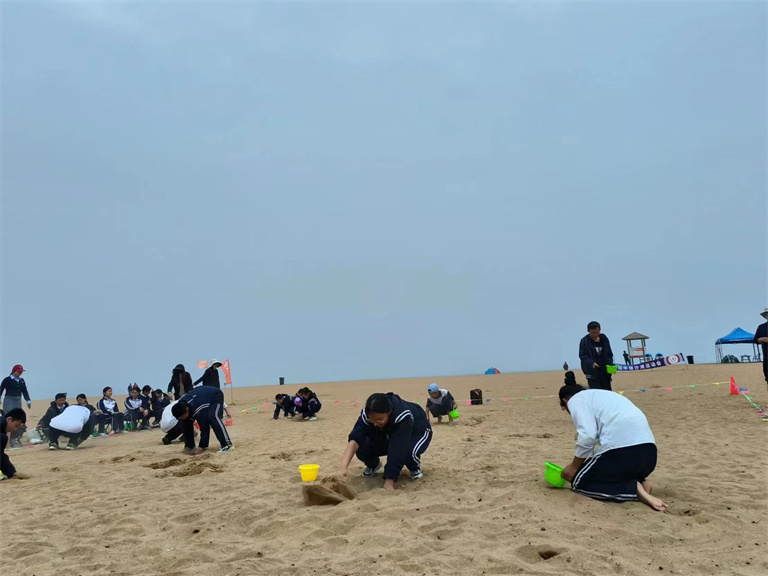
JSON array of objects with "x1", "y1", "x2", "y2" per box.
[
  {"x1": 296, "y1": 387, "x2": 322, "y2": 421},
  {"x1": 339, "y1": 393, "x2": 432, "y2": 491}
]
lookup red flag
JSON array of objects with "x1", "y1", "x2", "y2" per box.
[{"x1": 221, "y1": 359, "x2": 232, "y2": 385}]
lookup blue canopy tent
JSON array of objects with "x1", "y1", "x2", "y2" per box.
[{"x1": 715, "y1": 327, "x2": 761, "y2": 363}]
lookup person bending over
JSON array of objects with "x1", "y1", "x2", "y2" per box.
[
  {"x1": 172, "y1": 386, "x2": 234, "y2": 454},
  {"x1": 1, "y1": 408, "x2": 29, "y2": 480},
  {"x1": 296, "y1": 387, "x2": 322, "y2": 421},
  {"x1": 558, "y1": 383, "x2": 667, "y2": 511},
  {"x1": 273, "y1": 394, "x2": 297, "y2": 420},
  {"x1": 339, "y1": 393, "x2": 432, "y2": 490},
  {"x1": 48, "y1": 405, "x2": 95, "y2": 450}
]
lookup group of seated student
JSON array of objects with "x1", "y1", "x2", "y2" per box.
[
  {"x1": 273, "y1": 388, "x2": 322, "y2": 421},
  {"x1": 122, "y1": 384, "x2": 171, "y2": 431}
]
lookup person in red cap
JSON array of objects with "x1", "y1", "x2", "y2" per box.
[{"x1": 0, "y1": 365, "x2": 31, "y2": 448}]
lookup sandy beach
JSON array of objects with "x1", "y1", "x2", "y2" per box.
[{"x1": 2, "y1": 363, "x2": 767, "y2": 576}]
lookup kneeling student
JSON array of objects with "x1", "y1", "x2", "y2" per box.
[
  {"x1": 339, "y1": 393, "x2": 432, "y2": 490},
  {"x1": 172, "y1": 386, "x2": 234, "y2": 454},
  {"x1": 1, "y1": 408, "x2": 28, "y2": 479},
  {"x1": 558, "y1": 383, "x2": 668, "y2": 512},
  {"x1": 273, "y1": 394, "x2": 297, "y2": 420}
]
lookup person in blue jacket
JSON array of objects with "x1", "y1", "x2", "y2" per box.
[
  {"x1": 172, "y1": 385, "x2": 234, "y2": 454},
  {"x1": 339, "y1": 393, "x2": 432, "y2": 490},
  {"x1": 273, "y1": 394, "x2": 297, "y2": 420}
]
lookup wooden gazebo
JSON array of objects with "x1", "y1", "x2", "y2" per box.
[{"x1": 622, "y1": 332, "x2": 650, "y2": 365}]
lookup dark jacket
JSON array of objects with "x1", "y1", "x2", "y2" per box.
[
  {"x1": 152, "y1": 394, "x2": 171, "y2": 414},
  {"x1": 1, "y1": 418, "x2": 17, "y2": 477},
  {"x1": 124, "y1": 396, "x2": 149, "y2": 412},
  {"x1": 273, "y1": 395, "x2": 296, "y2": 420},
  {"x1": 754, "y1": 322, "x2": 768, "y2": 363},
  {"x1": 348, "y1": 393, "x2": 431, "y2": 481},
  {"x1": 579, "y1": 334, "x2": 614, "y2": 377},
  {"x1": 298, "y1": 393, "x2": 322, "y2": 415},
  {"x1": 97, "y1": 397, "x2": 120, "y2": 415},
  {"x1": 0, "y1": 376, "x2": 30, "y2": 402},
  {"x1": 168, "y1": 365, "x2": 193, "y2": 397},
  {"x1": 37, "y1": 401, "x2": 68, "y2": 429},
  {"x1": 193, "y1": 367, "x2": 221, "y2": 389},
  {"x1": 178, "y1": 386, "x2": 226, "y2": 448}
]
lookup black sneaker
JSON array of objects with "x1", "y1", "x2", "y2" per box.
[
  {"x1": 363, "y1": 462, "x2": 383, "y2": 477},
  {"x1": 162, "y1": 436, "x2": 171, "y2": 445},
  {"x1": 48, "y1": 443, "x2": 59, "y2": 450}
]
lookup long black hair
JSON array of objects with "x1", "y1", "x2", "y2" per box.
[{"x1": 365, "y1": 393, "x2": 393, "y2": 415}]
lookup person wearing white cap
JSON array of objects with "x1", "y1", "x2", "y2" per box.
[
  {"x1": 754, "y1": 307, "x2": 768, "y2": 391},
  {"x1": 193, "y1": 359, "x2": 222, "y2": 389},
  {"x1": 425, "y1": 383, "x2": 457, "y2": 425}
]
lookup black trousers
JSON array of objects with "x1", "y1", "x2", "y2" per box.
[
  {"x1": 163, "y1": 423, "x2": 183, "y2": 443},
  {"x1": 97, "y1": 413, "x2": 125, "y2": 434},
  {"x1": 49, "y1": 418, "x2": 95, "y2": 447},
  {"x1": 125, "y1": 410, "x2": 149, "y2": 430},
  {"x1": 571, "y1": 443, "x2": 657, "y2": 503},
  {"x1": 1, "y1": 433, "x2": 16, "y2": 477},
  {"x1": 428, "y1": 404, "x2": 451, "y2": 417},
  {"x1": 586, "y1": 371, "x2": 612, "y2": 391},
  {"x1": 182, "y1": 391, "x2": 231, "y2": 449},
  {"x1": 356, "y1": 428, "x2": 432, "y2": 474}
]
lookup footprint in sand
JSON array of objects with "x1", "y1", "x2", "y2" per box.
[{"x1": 146, "y1": 458, "x2": 185, "y2": 470}]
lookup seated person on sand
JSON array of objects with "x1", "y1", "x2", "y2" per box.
[
  {"x1": 296, "y1": 387, "x2": 322, "y2": 421},
  {"x1": 425, "y1": 383, "x2": 457, "y2": 424},
  {"x1": 171, "y1": 385, "x2": 234, "y2": 454},
  {"x1": 97, "y1": 387, "x2": 125, "y2": 434},
  {"x1": 36, "y1": 393, "x2": 69, "y2": 441},
  {"x1": 124, "y1": 387, "x2": 151, "y2": 431},
  {"x1": 2, "y1": 408, "x2": 30, "y2": 480},
  {"x1": 339, "y1": 393, "x2": 433, "y2": 491},
  {"x1": 48, "y1": 405, "x2": 95, "y2": 450},
  {"x1": 151, "y1": 389, "x2": 171, "y2": 428},
  {"x1": 558, "y1": 383, "x2": 668, "y2": 512},
  {"x1": 273, "y1": 394, "x2": 297, "y2": 420}
]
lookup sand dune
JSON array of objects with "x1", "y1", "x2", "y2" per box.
[{"x1": 3, "y1": 363, "x2": 767, "y2": 576}]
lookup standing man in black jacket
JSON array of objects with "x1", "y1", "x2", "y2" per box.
[
  {"x1": 193, "y1": 359, "x2": 222, "y2": 389},
  {"x1": 0, "y1": 365, "x2": 31, "y2": 447},
  {"x1": 168, "y1": 364, "x2": 193, "y2": 400},
  {"x1": 579, "y1": 321, "x2": 615, "y2": 391},
  {"x1": 754, "y1": 307, "x2": 768, "y2": 393}
]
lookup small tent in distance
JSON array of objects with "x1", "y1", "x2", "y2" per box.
[
  {"x1": 484, "y1": 367, "x2": 501, "y2": 375},
  {"x1": 715, "y1": 327, "x2": 761, "y2": 363}
]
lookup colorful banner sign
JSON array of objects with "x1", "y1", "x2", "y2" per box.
[
  {"x1": 616, "y1": 353, "x2": 685, "y2": 371},
  {"x1": 197, "y1": 360, "x2": 208, "y2": 370},
  {"x1": 221, "y1": 359, "x2": 232, "y2": 385}
]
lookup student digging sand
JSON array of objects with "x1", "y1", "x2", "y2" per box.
[
  {"x1": 339, "y1": 393, "x2": 432, "y2": 491},
  {"x1": 558, "y1": 384, "x2": 668, "y2": 512}
]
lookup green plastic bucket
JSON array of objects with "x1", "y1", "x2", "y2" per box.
[
  {"x1": 606, "y1": 364, "x2": 618, "y2": 374},
  {"x1": 544, "y1": 462, "x2": 567, "y2": 488},
  {"x1": 448, "y1": 409, "x2": 459, "y2": 420}
]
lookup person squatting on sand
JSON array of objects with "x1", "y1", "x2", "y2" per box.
[
  {"x1": 579, "y1": 321, "x2": 615, "y2": 391},
  {"x1": 171, "y1": 385, "x2": 234, "y2": 454},
  {"x1": 425, "y1": 383, "x2": 457, "y2": 424},
  {"x1": 339, "y1": 393, "x2": 432, "y2": 491},
  {"x1": 47, "y1": 404, "x2": 95, "y2": 451},
  {"x1": 37, "y1": 393, "x2": 68, "y2": 441},
  {"x1": 97, "y1": 387, "x2": 125, "y2": 434},
  {"x1": 558, "y1": 384, "x2": 668, "y2": 512},
  {"x1": 296, "y1": 387, "x2": 322, "y2": 420},
  {"x1": 1, "y1": 408, "x2": 29, "y2": 480},
  {"x1": 273, "y1": 393, "x2": 297, "y2": 420}
]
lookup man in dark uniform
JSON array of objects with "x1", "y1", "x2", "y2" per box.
[
  {"x1": 579, "y1": 321, "x2": 615, "y2": 391},
  {"x1": 754, "y1": 307, "x2": 768, "y2": 393}
]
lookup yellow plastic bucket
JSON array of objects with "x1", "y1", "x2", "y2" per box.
[
  {"x1": 544, "y1": 462, "x2": 567, "y2": 488},
  {"x1": 299, "y1": 464, "x2": 320, "y2": 482}
]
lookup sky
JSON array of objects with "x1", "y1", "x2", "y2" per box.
[{"x1": 1, "y1": 1, "x2": 766, "y2": 400}]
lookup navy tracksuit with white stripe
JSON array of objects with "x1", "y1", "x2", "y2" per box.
[
  {"x1": 179, "y1": 386, "x2": 232, "y2": 450},
  {"x1": 348, "y1": 393, "x2": 432, "y2": 480}
]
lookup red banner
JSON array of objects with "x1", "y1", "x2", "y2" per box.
[{"x1": 221, "y1": 359, "x2": 232, "y2": 385}]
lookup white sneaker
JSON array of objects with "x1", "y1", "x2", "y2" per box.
[
  {"x1": 363, "y1": 462, "x2": 383, "y2": 477},
  {"x1": 411, "y1": 469, "x2": 424, "y2": 480},
  {"x1": 218, "y1": 445, "x2": 235, "y2": 453},
  {"x1": 308, "y1": 415, "x2": 317, "y2": 421}
]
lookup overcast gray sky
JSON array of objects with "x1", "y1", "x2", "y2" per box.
[{"x1": 1, "y1": 1, "x2": 765, "y2": 400}]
